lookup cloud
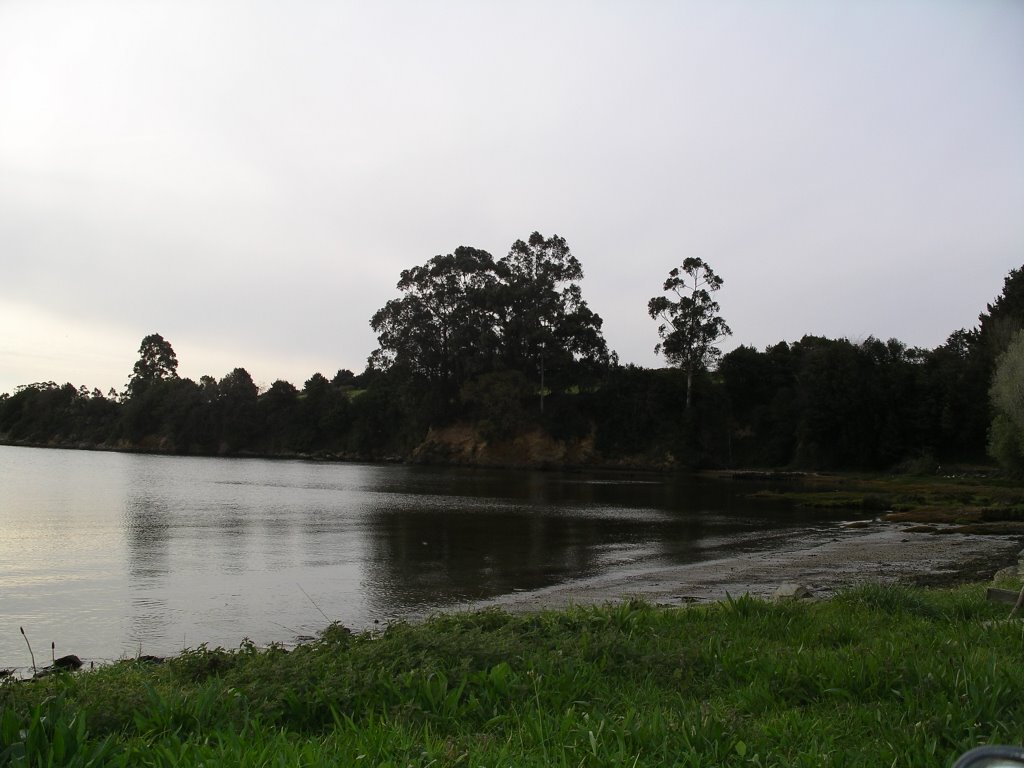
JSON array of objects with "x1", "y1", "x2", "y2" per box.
[{"x1": 0, "y1": 0, "x2": 1021, "y2": 395}]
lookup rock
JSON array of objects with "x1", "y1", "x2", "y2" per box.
[
  {"x1": 841, "y1": 520, "x2": 873, "y2": 529},
  {"x1": 29, "y1": 654, "x2": 84, "y2": 677},
  {"x1": 774, "y1": 583, "x2": 813, "y2": 601},
  {"x1": 993, "y1": 566, "x2": 1022, "y2": 586}
]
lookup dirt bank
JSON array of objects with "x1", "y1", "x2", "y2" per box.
[{"x1": 458, "y1": 520, "x2": 1024, "y2": 614}]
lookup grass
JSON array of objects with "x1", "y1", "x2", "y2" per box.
[
  {"x1": 2, "y1": 585, "x2": 1023, "y2": 767},
  {"x1": 744, "y1": 472, "x2": 1024, "y2": 528}
]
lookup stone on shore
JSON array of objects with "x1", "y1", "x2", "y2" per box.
[{"x1": 773, "y1": 583, "x2": 814, "y2": 601}]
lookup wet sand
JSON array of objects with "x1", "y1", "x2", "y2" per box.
[{"x1": 460, "y1": 521, "x2": 1024, "y2": 613}]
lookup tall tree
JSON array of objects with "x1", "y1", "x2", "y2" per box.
[
  {"x1": 495, "y1": 232, "x2": 609, "y2": 411},
  {"x1": 214, "y1": 367, "x2": 259, "y2": 451},
  {"x1": 979, "y1": 265, "x2": 1024, "y2": 360},
  {"x1": 369, "y1": 233, "x2": 611, "y2": 424},
  {"x1": 370, "y1": 246, "x2": 500, "y2": 399},
  {"x1": 648, "y1": 258, "x2": 731, "y2": 410},
  {"x1": 126, "y1": 333, "x2": 179, "y2": 398}
]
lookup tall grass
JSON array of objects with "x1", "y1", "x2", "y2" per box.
[{"x1": 2, "y1": 584, "x2": 1022, "y2": 767}]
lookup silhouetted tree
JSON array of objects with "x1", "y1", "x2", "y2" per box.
[
  {"x1": 494, "y1": 232, "x2": 610, "y2": 411},
  {"x1": 257, "y1": 379, "x2": 301, "y2": 452},
  {"x1": 126, "y1": 333, "x2": 179, "y2": 398},
  {"x1": 369, "y1": 233, "x2": 611, "y2": 431},
  {"x1": 979, "y1": 266, "x2": 1024, "y2": 362},
  {"x1": 216, "y1": 367, "x2": 259, "y2": 451},
  {"x1": 332, "y1": 369, "x2": 357, "y2": 388},
  {"x1": 370, "y1": 246, "x2": 500, "y2": 419},
  {"x1": 648, "y1": 258, "x2": 731, "y2": 410}
]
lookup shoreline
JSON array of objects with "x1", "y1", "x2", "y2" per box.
[
  {"x1": 4, "y1": 521, "x2": 1020, "y2": 679},
  {"x1": 456, "y1": 520, "x2": 1024, "y2": 615}
]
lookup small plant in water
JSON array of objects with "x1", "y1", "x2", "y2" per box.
[{"x1": 19, "y1": 627, "x2": 36, "y2": 676}]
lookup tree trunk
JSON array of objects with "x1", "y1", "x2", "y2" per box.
[{"x1": 685, "y1": 369, "x2": 693, "y2": 410}]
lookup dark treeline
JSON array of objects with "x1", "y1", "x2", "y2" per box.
[{"x1": 2, "y1": 233, "x2": 1023, "y2": 472}]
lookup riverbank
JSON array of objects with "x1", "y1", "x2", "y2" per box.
[
  {"x1": 459, "y1": 519, "x2": 1024, "y2": 615},
  {"x1": 5, "y1": 520, "x2": 1020, "y2": 678},
  {"x1": 3, "y1": 582, "x2": 1022, "y2": 767}
]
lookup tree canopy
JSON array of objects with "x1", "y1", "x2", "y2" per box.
[
  {"x1": 5, "y1": 251, "x2": 1024, "y2": 474},
  {"x1": 988, "y1": 329, "x2": 1024, "y2": 474},
  {"x1": 370, "y1": 246, "x2": 499, "y2": 393},
  {"x1": 369, "y1": 232, "x2": 610, "y2": 419},
  {"x1": 126, "y1": 333, "x2": 179, "y2": 398},
  {"x1": 648, "y1": 257, "x2": 731, "y2": 409}
]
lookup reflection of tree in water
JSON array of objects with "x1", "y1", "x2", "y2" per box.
[
  {"x1": 214, "y1": 506, "x2": 252, "y2": 574},
  {"x1": 122, "y1": 491, "x2": 257, "y2": 648},
  {"x1": 260, "y1": 515, "x2": 296, "y2": 571},
  {"x1": 123, "y1": 492, "x2": 174, "y2": 647},
  {"x1": 123, "y1": 493, "x2": 172, "y2": 580},
  {"x1": 361, "y1": 506, "x2": 584, "y2": 613},
  {"x1": 359, "y1": 502, "x2": 708, "y2": 617}
]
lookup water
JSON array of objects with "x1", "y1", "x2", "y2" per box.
[{"x1": 0, "y1": 445, "x2": 817, "y2": 668}]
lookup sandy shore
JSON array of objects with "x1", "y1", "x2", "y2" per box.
[{"x1": 459, "y1": 521, "x2": 1024, "y2": 614}]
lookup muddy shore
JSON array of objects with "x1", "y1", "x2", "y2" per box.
[
  {"x1": 459, "y1": 520, "x2": 1024, "y2": 614},
  {"x1": 4, "y1": 522, "x2": 1019, "y2": 679}
]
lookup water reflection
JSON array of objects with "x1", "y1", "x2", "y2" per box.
[
  {"x1": 128, "y1": 596, "x2": 173, "y2": 647},
  {"x1": 216, "y1": 506, "x2": 252, "y2": 574},
  {"x1": 124, "y1": 493, "x2": 172, "y2": 580},
  {"x1": 261, "y1": 515, "x2": 296, "y2": 571},
  {"x1": 361, "y1": 506, "x2": 599, "y2": 612},
  {"x1": 358, "y1": 496, "x2": 711, "y2": 616},
  {"x1": 0, "y1": 447, "x2": 826, "y2": 668}
]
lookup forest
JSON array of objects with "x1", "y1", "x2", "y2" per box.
[{"x1": 2, "y1": 231, "x2": 1023, "y2": 474}]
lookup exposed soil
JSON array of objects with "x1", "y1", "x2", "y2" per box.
[{"x1": 458, "y1": 520, "x2": 1024, "y2": 614}]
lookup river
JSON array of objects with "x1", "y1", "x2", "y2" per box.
[{"x1": 0, "y1": 444, "x2": 831, "y2": 669}]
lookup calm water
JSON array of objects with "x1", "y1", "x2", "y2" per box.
[{"x1": 0, "y1": 445, "x2": 823, "y2": 668}]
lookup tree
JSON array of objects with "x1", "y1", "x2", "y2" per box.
[
  {"x1": 494, "y1": 232, "x2": 610, "y2": 411},
  {"x1": 370, "y1": 246, "x2": 500, "y2": 412},
  {"x1": 127, "y1": 333, "x2": 179, "y2": 398},
  {"x1": 216, "y1": 367, "x2": 259, "y2": 450},
  {"x1": 257, "y1": 379, "x2": 301, "y2": 452},
  {"x1": 719, "y1": 343, "x2": 798, "y2": 467},
  {"x1": 332, "y1": 369, "x2": 358, "y2": 388},
  {"x1": 368, "y1": 233, "x2": 611, "y2": 425},
  {"x1": 979, "y1": 265, "x2": 1024, "y2": 360},
  {"x1": 648, "y1": 258, "x2": 731, "y2": 410},
  {"x1": 298, "y1": 372, "x2": 349, "y2": 448},
  {"x1": 988, "y1": 329, "x2": 1024, "y2": 474}
]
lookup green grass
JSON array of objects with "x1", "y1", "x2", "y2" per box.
[
  {"x1": 3, "y1": 586, "x2": 1023, "y2": 767},
  {"x1": 745, "y1": 472, "x2": 1024, "y2": 524}
]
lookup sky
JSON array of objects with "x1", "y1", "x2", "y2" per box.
[{"x1": 1, "y1": 0, "x2": 1022, "y2": 396}]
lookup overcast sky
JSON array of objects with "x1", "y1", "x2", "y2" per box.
[{"x1": 1, "y1": 0, "x2": 1022, "y2": 396}]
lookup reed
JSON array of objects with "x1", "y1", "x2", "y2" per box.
[{"x1": 19, "y1": 626, "x2": 35, "y2": 676}]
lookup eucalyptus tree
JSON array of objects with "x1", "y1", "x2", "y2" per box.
[
  {"x1": 370, "y1": 246, "x2": 501, "y2": 419},
  {"x1": 648, "y1": 258, "x2": 731, "y2": 410},
  {"x1": 495, "y1": 232, "x2": 609, "y2": 411},
  {"x1": 369, "y1": 233, "x2": 611, "y2": 428}
]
